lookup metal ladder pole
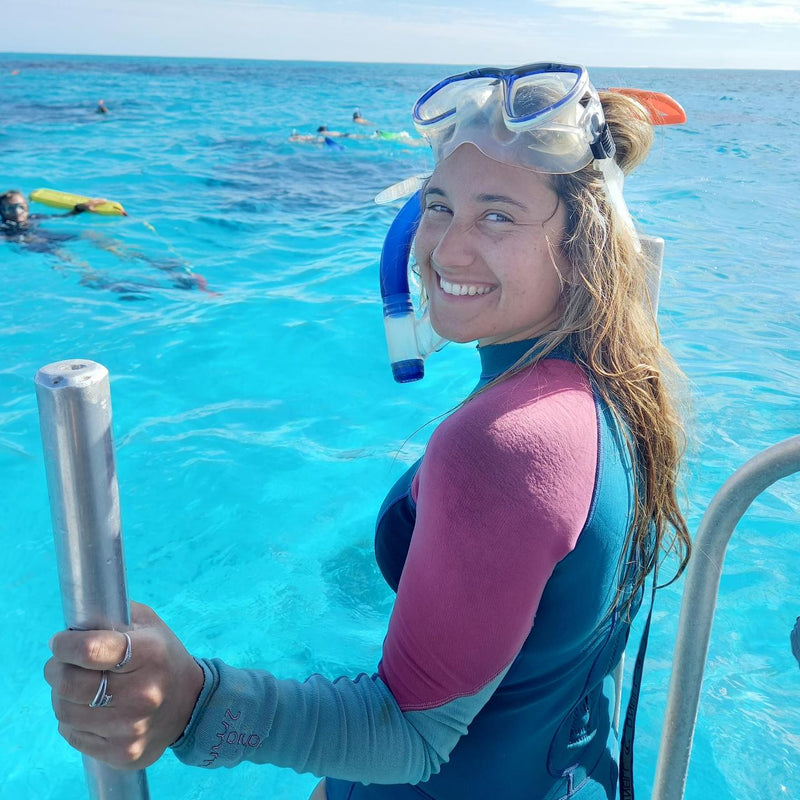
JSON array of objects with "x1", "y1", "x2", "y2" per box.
[
  {"x1": 652, "y1": 435, "x2": 800, "y2": 800},
  {"x1": 36, "y1": 360, "x2": 150, "y2": 800}
]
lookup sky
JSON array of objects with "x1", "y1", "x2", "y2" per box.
[{"x1": 2, "y1": 0, "x2": 799, "y2": 70}]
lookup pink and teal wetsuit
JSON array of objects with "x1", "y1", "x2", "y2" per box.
[{"x1": 173, "y1": 338, "x2": 642, "y2": 799}]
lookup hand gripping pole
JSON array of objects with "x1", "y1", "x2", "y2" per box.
[{"x1": 36, "y1": 360, "x2": 149, "y2": 800}]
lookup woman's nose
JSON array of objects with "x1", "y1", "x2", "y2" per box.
[{"x1": 430, "y1": 218, "x2": 475, "y2": 270}]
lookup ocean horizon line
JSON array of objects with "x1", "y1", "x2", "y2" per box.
[{"x1": 2, "y1": 50, "x2": 799, "y2": 73}]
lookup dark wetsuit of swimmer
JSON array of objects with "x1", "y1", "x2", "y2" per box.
[
  {"x1": 1, "y1": 216, "x2": 77, "y2": 253},
  {"x1": 172, "y1": 338, "x2": 643, "y2": 799},
  {"x1": 3, "y1": 215, "x2": 209, "y2": 296}
]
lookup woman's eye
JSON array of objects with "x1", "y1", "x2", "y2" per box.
[
  {"x1": 485, "y1": 211, "x2": 513, "y2": 223},
  {"x1": 423, "y1": 202, "x2": 451, "y2": 215}
]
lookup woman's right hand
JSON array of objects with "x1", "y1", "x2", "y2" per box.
[
  {"x1": 44, "y1": 601, "x2": 204, "y2": 769},
  {"x1": 73, "y1": 198, "x2": 107, "y2": 213}
]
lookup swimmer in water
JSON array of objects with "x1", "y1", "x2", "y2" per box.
[
  {"x1": 1, "y1": 189, "x2": 210, "y2": 296},
  {"x1": 97, "y1": 99, "x2": 109, "y2": 114},
  {"x1": 317, "y1": 124, "x2": 347, "y2": 137},
  {"x1": 288, "y1": 130, "x2": 327, "y2": 143},
  {"x1": 352, "y1": 109, "x2": 375, "y2": 126},
  {"x1": 1, "y1": 188, "x2": 101, "y2": 228},
  {"x1": 1, "y1": 189, "x2": 106, "y2": 254},
  {"x1": 288, "y1": 126, "x2": 370, "y2": 146}
]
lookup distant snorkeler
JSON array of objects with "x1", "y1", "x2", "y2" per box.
[
  {"x1": 792, "y1": 617, "x2": 800, "y2": 669},
  {"x1": 352, "y1": 108, "x2": 375, "y2": 126},
  {"x1": 1, "y1": 189, "x2": 211, "y2": 297},
  {"x1": 288, "y1": 126, "x2": 422, "y2": 147},
  {"x1": 288, "y1": 130, "x2": 324, "y2": 143},
  {"x1": 316, "y1": 125, "x2": 352, "y2": 138},
  {"x1": 287, "y1": 126, "x2": 369, "y2": 148},
  {"x1": 96, "y1": 99, "x2": 109, "y2": 114}
]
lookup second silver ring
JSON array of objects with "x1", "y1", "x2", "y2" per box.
[{"x1": 89, "y1": 670, "x2": 112, "y2": 708}]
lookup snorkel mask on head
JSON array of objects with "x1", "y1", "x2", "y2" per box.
[
  {"x1": 419, "y1": 66, "x2": 611, "y2": 160},
  {"x1": 413, "y1": 63, "x2": 639, "y2": 245},
  {"x1": 378, "y1": 62, "x2": 686, "y2": 382}
]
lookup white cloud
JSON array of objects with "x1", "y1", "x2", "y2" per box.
[
  {"x1": 547, "y1": 0, "x2": 800, "y2": 27},
  {"x1": 2, "y1": 0, "x2": 799, "y2": 69}
]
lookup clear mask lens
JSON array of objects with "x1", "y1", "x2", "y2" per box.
[
  {"x1": 506, "y1": 71, "x2": 581, "y2": 122},
  {"x1": 415, "y1": 77, "x2": 497, "y2": 126}
]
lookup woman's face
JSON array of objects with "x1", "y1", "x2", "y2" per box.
[
  {"x1": 414, "y1": 144, "x2": 569, "y2": 346},
  {"x1": 1, "y1": 193, "x2": 29, "y2": 224}
]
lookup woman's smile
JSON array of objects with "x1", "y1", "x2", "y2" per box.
[{"x1": 437, "y1": 274, "x2": 496, "y2": 298}]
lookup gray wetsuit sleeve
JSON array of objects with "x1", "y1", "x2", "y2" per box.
[{"x1": 171, "y1": 656, "x2": 506, "y2": 783}]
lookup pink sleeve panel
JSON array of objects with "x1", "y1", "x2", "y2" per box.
[{"x1": 379, "y1": 360, "x2": 599, "y2": 711}]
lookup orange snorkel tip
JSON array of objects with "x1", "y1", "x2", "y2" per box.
[{"x1": 608, "y1": 88, "x2": 687, "y2": 126}]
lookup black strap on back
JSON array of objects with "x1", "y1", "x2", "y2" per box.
[{"x1": 618, "y1": 574, "x2": 658, "y2": 800}]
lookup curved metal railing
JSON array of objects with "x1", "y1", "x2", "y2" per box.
[{"x1": 652, "y1": 435, "x2": 800, "y2": 800}]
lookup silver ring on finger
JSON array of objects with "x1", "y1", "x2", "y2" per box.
[
  {"x1": 115, "y1": 632, "x2": 133, "y2": 670},
  {"x1": 89, "y1": 670, "x2": 112, "y2": 708}
]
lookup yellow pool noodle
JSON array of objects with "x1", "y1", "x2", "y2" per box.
[{"x1": 29, "y1": 188, "x2": 127, "y2": 217}]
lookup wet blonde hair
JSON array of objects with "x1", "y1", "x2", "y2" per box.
[{"x1": 481, "y1": 91, "x2": 691, "y2": 612}]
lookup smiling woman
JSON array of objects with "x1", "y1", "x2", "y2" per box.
[
  {"x1": 415, "y1": 145, "x2": 568, "y2": 346},
  {"x1": 45, "y1": 61, "x2": 691, "y2": 800}
]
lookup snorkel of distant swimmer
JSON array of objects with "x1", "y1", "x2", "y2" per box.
[{"x1": 378, "y1": 62, "x2": 687, "y2": 382}]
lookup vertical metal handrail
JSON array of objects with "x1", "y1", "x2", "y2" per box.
[
  {"x1": 652, "y1": 435, "x2": 800, "y2": 800},
  {"x1": 36, "y1": 360, "x2": 150, "y2": 800}
]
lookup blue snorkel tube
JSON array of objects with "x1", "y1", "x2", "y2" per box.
[{"x1": 379, "y1": 191, "x2": 446, "y2": 382}]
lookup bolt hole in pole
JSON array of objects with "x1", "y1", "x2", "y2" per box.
[{"x1": 35, "y1": 360, "x2": 150, "y2": 800}]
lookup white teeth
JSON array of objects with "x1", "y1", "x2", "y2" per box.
[{"x1": 440, "y1": 277, "x2": 492, "y2": 297}]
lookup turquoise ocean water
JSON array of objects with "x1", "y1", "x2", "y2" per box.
[{"x1": 1, "y1": 54, "x2": 798, "y2": 799}]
